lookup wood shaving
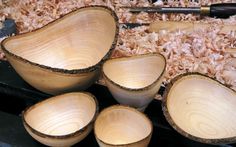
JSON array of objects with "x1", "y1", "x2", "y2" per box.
[{"x1": 0, "y1": 0, "x2": 236, "y2": 92}]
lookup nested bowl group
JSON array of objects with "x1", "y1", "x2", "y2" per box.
[{"x1": 4, "y1": 4, "x2": 236, "y2": 146}]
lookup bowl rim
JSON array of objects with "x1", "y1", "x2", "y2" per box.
[
  {"x1": 102, "y1": 53, "x2": 166, "y2": 91},
  {"x1": 94, "y1": 105, "x2": 153, "y2": 146},
  {"x1": 1, "y1": 5, "x2": 119, "y2": 75},
  {"x1": 162, "y1": 72, "x2": 236, "y2": 145},
  {"x1": 22, "y1": 92, "x2": 99, "y2": 139}
]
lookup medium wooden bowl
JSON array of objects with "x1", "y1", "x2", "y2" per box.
[
  {"x1": 102, "y1": 53, "x2": 166, "y2": 111},
  {"x1": 22, "y1": 92, "x2": 98, "y2": 147},
  {"x1": 94, "y1": 105, "x2": 153, "y2": 147},
  {"x1": 1, "y1": 6, "x2": 118, "y2": 95},
  {"x1": 163, "y1": 73, "x2": 236, "y2": 144}
]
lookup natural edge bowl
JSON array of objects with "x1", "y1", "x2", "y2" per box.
[
  {"x1": 162, "y1": 72, "x2": 236, "y2": 145},
  {"x1": 102, "y1": 53, "x2": 166, "y2": 111},
  {"x1": 22, "y1": 92, "x2": 99, "y2": 147},
  {"x1": 1, "y1": 6, "x2": 119, "y2": 95},
  {"x1": 94, "y1": 105, "x2": 153, "y2": 147}
]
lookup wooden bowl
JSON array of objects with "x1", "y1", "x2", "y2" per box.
[
  {"x1": 163, "y1": 73, "x2": 236, "y2": 144},
  {"x1": 1, "y1": 6, "x2": 119, "y2": 95},
  {"x1": 94, "y1": 105, "x2": 153, "y2": 147},
  {"x1": 22, "y1": 92, "x2": 98, "y2": 147},
  {"x1": 102, "y1": 53, "x2": 166, "y2": 111}
]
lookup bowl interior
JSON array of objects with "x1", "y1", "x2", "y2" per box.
[
  {"x1": 95, "y1": 106, "x2": 152, "y2": 145},
  {"x1": 24, "y1": 93, "x2": 96, "y2": 136},
  {"x1": 3, "y1": 7, "x2": 117, "y2": 70},
  {"x1": 167, "y1": 75, "x2": 236, "y2": 139},
  {"x1": 103, "y1": 55, "x2": 165, "y2": 89}
]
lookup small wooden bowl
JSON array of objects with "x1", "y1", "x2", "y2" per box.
[
  {"x1": 22, "y1": 92, "x2": 98, "y2": 147},
  {"x1": 163, "y1": 73, "x2": 236, "y2": 144},
  {"x1": 102, "y1": 53, "x2": 166, "y2": 111},
  {"x1": 94, "y1": 105, "x2": 153, "y2": 147},
  {"x1": 1, "y1": 6, "x2": 119, "y2": 95}
]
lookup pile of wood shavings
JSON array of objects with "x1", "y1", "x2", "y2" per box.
[
  {"x1": 0, "y1": 0, "x2": 236, "y2": 92},
  {"x1": 113, "y1": 25, "x2": 236, "y2": 90},
  {"x1": 0, "y1": 0, "x2": 114, "y2": 33}
]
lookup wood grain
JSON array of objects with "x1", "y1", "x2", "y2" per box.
[
  {"x1": 94, "y1": 105, "x2": 152, "y2": 147},
  {"x1": 1, "y1": 6, "x2": 118, "y2": 94},
  {"x1": 23, "y1": 92, "x2": 98, "y2": 147},
  {"x1": 102, "y1": 53, "x2": 166, "y2": 111},
  {"x1": 163, "y1": 73, "x2": 236, "y2": 144}
]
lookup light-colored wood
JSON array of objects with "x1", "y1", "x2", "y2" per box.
[
  {"x1": 23, "y1": 92, "x2": 98, "y2": 147},
  {"x1": 149, "y1": 21, "x2": 236, "y2": 56},
  {"x1": 1, "y1": 6, "x2": 118, "y2": 94},
  {"x1": 225, "y1": 48, "x2": 236, "y2": 55},
  {"x1": 94, "y1": 105, "x2": 152, "y2": 147},
  {"x1": 222, "y1": 58, "x2": 236, "y2": 92},
  {"x1": 149, "y1": 21, "x2": 236, "y2": 34},
  {"x1": 163, "y1": 73, "x2": 236, "y2": 144},
  {"x1": 102, "y1": 53, "x2": 166, "y2": 111}
]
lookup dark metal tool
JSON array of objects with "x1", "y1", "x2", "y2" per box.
[
  {"x1": 0, "y1": 19, "x2": 17, "y2": 38},
  {"x1": 125, "y1": 3, "x2": 236, "y2": 18},
  {"x1": 120, "y1": 23, "x2": 149, "y2": 29}
]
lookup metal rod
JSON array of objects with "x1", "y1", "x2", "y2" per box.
[
  {"x1": 161, "y1": 7, "x2": 200, "y2": 14},
  {"x1": 120, "y1": 23, "x2": 149, "y2": 29},
  {"x1": 127, "y1": 7, "x2": 201, "y2": 14}
]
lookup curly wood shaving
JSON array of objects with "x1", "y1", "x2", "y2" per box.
[{"x1": 0, "y1": 0, "x2": 236, "y2": 92}]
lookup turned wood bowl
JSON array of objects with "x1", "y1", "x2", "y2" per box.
[
  {"x1": 1, "y1": 6, "x2": 118, "y2": 95},
  {"x1": 94, "y1": 105, "x2": 153, "y2": 147},
  {"x1": 22, "y1": 92, "x2": 98, "y2": 147},
  {"x1": 102, "y1": 53, "x2": 166, "y2": 111},
  {"x1": 163, "y1": 73, "x2": 236, "y2": 144}
]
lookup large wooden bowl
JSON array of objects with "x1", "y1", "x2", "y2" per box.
[
  {"x1": 1, "y1": 6, "x2": 118, "y2": 95},
  {"x1": 94, "y1": 105, "x2": 153, "y2": 147},
  {"x1": 22, "y1": 92, "x2": 98, "y2": 147},
  {"x1": 102, "y1": 53, "x2": 166, "y2": 111},
  {"x1": 163, "y1": 73, "x2": 236, "y2": 144}
]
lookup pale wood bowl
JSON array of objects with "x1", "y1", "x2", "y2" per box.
[
  {"x1": 1, "y1": 6, "x2": 118, "y2": 95},
  {"x1": 94, "y1": 105, "x2": 153, "y2": 147},
  {"x1": 163, "y1": 73, "x2": 236, "y2": 144},
  {"x1": 102, "y1": 53, "x2": 166, "y2": 111},
  {"x1": 22, "y1": 92, "x2": 98, "y2": 147}
]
